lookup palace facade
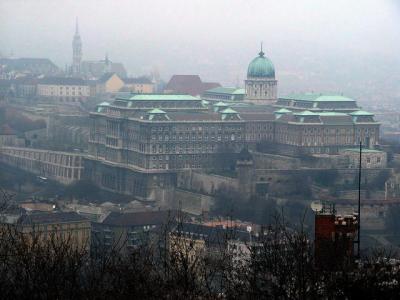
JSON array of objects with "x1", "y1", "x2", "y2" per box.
[{"x1": 85, "y1": 90, "x2": 379, "y2": 199}]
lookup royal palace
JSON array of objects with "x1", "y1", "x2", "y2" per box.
[{"x1": 84, "y1": 48, "x2": 380, "y2": 199}]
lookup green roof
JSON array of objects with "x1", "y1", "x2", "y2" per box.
[
  {"x1": 98, "y1": 101, "x2": 110, "y2": 106},
  {"x1": 148, "y1": 108, "x2": 166, "y2": 114},
  {"x1": 247, "y1": 50, "x2": 275, "y2": 78},
  {"x1": 230, "y1": 102, "x2": 252, "y2": 108},
  {"x1": 213, "y1": 101, "x2": 228, "y2": 107},
  {"x1": 281, "y1": 93, "x2": 356, "y2": 102},
  {"x1": 349, "y1": 110, "x2": 374, "y2": 116},
  {"x1": 221, "y1": 108, "x2": 238, "y2": 114},
  {"x1": 119, "y1": 94, "x2": 200, "y2": 101},
  {"x1": 317, "y1": 112, "x2": 348, "y2": 116},
  {"x1": 205, "y1": 87, "x2": 245, "y2": 95},
  {"x1": 294, "y1": 110, "x2": 317, "y2": 116},
  {"x1": 275, "y1": 108, "x2": 292, "y2": 114},
  {"x1": 343, "y1": 148, "x2": 383, "y2": 153}
]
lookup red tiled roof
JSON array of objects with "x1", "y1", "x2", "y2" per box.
[{"x1": 165, "y1": 75, "x2": 221, "y2": 96}]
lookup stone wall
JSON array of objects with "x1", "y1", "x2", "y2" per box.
[
  {"x1": 254, "y1": 168, "x2": 389, "y2": 185},
  {"x1": 177, "y1": 170, "x2": 238, "y2": 195},
  {"x1": 251, "y1": 152, "x2": 301, "y2": 169},
  {"x1": 250, "y1": 151, "x2": 349, "y2": 169},
  {"x1": 169, "y1": 189, "x2": 213, "y2": 215}
]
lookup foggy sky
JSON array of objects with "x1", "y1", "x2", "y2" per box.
[{"x1": 1, "y1": 0, "x2": 399, "y2": 101}]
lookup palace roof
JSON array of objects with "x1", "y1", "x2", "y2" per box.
[
  {"x1": 247, "y1": 49, "x2": 275, "y2": 78},
  {"x1": 281, "y1": 93, "x2": 356, "y2": 102},
  {"x1": 204, "y1": 87, "x2": 245, "y2": 95},
  {"x1": 119, "y1": 94, "x2": 200, "y2": 101},
  {"x1": 349, "y1": 110, "x2": 374, "y2": 116}
]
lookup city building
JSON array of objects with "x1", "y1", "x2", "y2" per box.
[
  {"x1": 81, "y1": 55, "x2": 127, "y2": 79},
  {"x1": 169, "y1": 222, "x2": 251, "y2": 264},
  {"x1": 83, "y1": 45, "x2": 381, "y2": 198},
  {"x1": 244, "y1": 46, "x2": 277, "y2": 105},
  {"x1": 92, "y1": 210, "x2": 177, "y2": 253},
  {"x1": 84, "y1": 90, "x2": 380, "y2": 198},
  {"x1": 0, "y1": 58, "x2": 59, "y2": 77},
  {"x1": 202, "y1": 87, "x2": 245, "y2": 103},
  {"x1": 165, "y1": 75, "x2": 220, "y2": 96},
  {"x1": 69, "y1": 20, "x2": 126, "y2": 79},
  {"x1": 0, "y1": 79, "x2": 13, "y2": 99},
  {"x1": 16, "y1": 212, "x2": 91, "y2": 250},
  {"x1": 13, "y1": 76, "x2": 38, "y2": 97},
  {"x1": 122, "y1": 77, "x2": 155, "y2": 94},
  {"x1": 37, "y1": 77, "x2": 90, "y2": 103},
  {"x1": 96, "y1": 72, "x2": 124, "y2": 94},
  {"x1": 20, "y1": 202, "x2": 56, "y2": 212},
  {"x1": 0, "y1": 124, "x2": 24, "y2": 147},
  {"x1": 314, "y1": 202, "x2": 358, "y2": 270}
]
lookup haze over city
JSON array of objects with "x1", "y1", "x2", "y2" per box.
[{"x1": 1, "y1": 0, "x2": 400, "y2": 103}]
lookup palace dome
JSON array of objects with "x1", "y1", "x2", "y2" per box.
[{"x1": 247, "y1": 50, "x2": 275, "y2": 78}]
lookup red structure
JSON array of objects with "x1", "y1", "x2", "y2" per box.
[{"x1": 314, "y1": 202, "x2": 358, "y2": 270}]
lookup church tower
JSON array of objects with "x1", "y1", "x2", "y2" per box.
[
  {"x1": 245, "y1": 44, "x2": 277, "y2": 105},
  {"x1": 72, "y1": 18, "x2": 82, "y2": 75}
]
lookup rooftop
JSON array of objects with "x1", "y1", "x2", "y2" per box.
[
  {"x1": 343, "y1": 148, "x2": 384, "y2": 154},
  {"x1": 39, "y1": 77, "x2": 86, "y2": 86},
  {"x1": 123, "y1": 77, "x2": 152, "y2": 84},
  {"x1": 148, "y1": 108, "x2": 167, "y2": 114},
  {"x1": 102, "y1": 210, "x2": 177, "y2": 227},
  {"x1": 221, "y1": 108, "x2": 238, "y2": 114},
  {"x1": 213, "y1": 101, "x2": 228, "y2": 107},
  {"x1": 98, "y1": 72, "x2": 118, "y2": 83},
  {"x1": 17, "y1": 212, "x2": 88, "y2": 225},
  {"x1": 294, "y1": 110, "x2": 318, "y2": 116},
  {"x1": 281, "y1": 93, "x2": 356, "y2": 102},
  {"x1": 165, "y1": 75, "x2": 220, "y2": 96},
  {"x1": 204, "y1": 87, "x2": 245, "y2": 95},
  {"x1": 349, "y1": 110, "x2": 374, "y2": 116},
  {"x1": 275, "y1": 108, "x2": 292, "y2": 114},
  {"x1": 119, "y1": 94, "x2": 200, "y2": 101}
]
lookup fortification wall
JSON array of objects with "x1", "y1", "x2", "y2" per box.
[{"x1": 177, "y1": 170, "x2": 238, "y2": 195}]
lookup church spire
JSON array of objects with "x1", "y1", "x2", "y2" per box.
[
  {"x1": 75, "y1": 17, "x2": 79, "y2": 35},
  {"x1": 72, "y1": 17, "x2": 82, "y2": 75}
]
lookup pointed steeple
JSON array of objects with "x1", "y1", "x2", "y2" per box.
[
  {"x1": 75, "y1": 17, "x2": 79, "y2": 35},
  {"x1": 72, "y1": 17, "x2": 82, "y2": 75},
  {"x1": 259, "y1": 41, "x2": 264, "y2": 57}
]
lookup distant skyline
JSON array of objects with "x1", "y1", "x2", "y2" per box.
[{"x1": 1, "y1": 0, "x2": 399, "y2": 101}]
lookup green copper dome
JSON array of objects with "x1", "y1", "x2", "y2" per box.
[{"x1": 247, "y1": 49, "x2": 275, "y2": 78}]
